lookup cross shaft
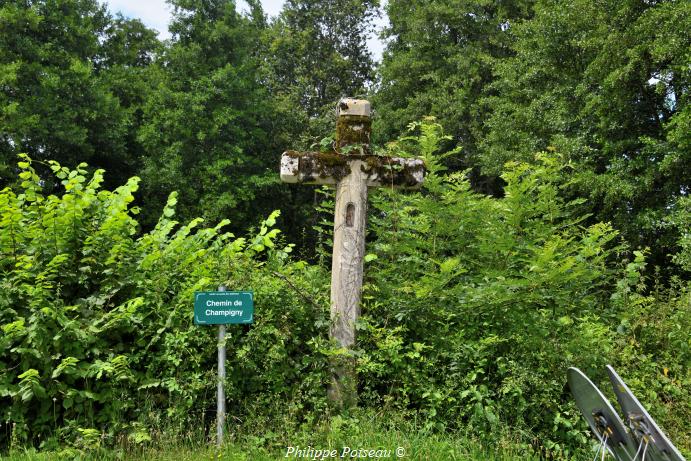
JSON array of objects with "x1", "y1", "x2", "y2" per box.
[{"x1": 280, "y1": 99, "x2": 425, "y2": 408}]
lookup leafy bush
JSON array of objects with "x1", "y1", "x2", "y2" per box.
[
  {"x1": 2, "y1": 141, "x2": 688, "y2": 459},
  {"x1": 356, "y1": 119, "x2": 689, "y2": 457},
  {"x1": 0, "y1": 156, "x2": 331, "y2": 450},
  {"x1": 669, "y1": 196, "x2": 691, "y2": 273}
]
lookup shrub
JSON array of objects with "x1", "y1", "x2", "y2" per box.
[
  {"x1": 357, "y1": 119, "x2": 689, "y2": 457},
  {"x1": 0, "y1": 156, "x2": 331, "y2": 450}
]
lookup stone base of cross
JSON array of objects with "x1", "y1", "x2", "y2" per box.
[{"x1": 280, "y1": 99, "x2": 425, "y2": 408}]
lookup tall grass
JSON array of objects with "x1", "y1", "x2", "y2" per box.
[{"x1": 2, "y1": 410, "x2": 556, "y2": 460}]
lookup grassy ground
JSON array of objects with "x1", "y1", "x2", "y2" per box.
[
  {"x1": 2, "y1": 441, "x2": 543, "y2": 461},
  {"x1": 1, "y1": 412, "x2": 551, "y2": 461}
]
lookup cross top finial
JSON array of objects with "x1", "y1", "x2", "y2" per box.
[{"x1": 337, "y1": 98, "x2": 371, "y2": 117}]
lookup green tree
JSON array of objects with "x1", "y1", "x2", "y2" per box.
[
  {"x1": 670, "y1": 196, "x2": 691, "y2": 273},
  {"x1": 480, "y1": 0, "x2": 690, "y2": 270},
  {"x1": 137, "y1": 0, "x2": 279, "y2": 230},
  {"x1": 0, "y1": 1, "x2": 161, "y2": 189},
  {"x1": 374, "y1": 0, "x2": 534, "y2": 193},
  {"x1": 267, "y1": 0, "x2": 379, "y2": 125},
  {"x1": 95, "y1": 14, "x2": 163, "y2": 187}
]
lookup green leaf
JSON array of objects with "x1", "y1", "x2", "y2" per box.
[{"x1": 439, "y1": 258, "x2": 459, "y2": 273}]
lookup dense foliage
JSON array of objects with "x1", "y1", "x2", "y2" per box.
[
  {"x1": 376, "y1": 0, "x2": 690, "y2": 271},
  {"x1": 268, "y1": 0, "x2": 378, "y2": 121},
  {"x1": 2, "y1": 125, "x2": 688, "y2": 456},
  {"x1": 136, "y1": 0, "x2": 278, "y2": 229},
  {"x1": 3, "y1": 0, "x2": 686, "y2": 270},
  {"x1": 361, "y1": 120, "x2": 689, "y2": 457},
  {"x1": 0, "y1": 157, "x2": 332, "y2": 451},
  {"x1": 374, "y1": 0, "x2": 534, "y2": 184},
  {"x1": 480, "y1": 0, "x2": 691, "y2": 270},
  {"x1": 0, "y1": 0, "x2": 689, "y2": 458},
  {"x1": 0, "y1": 0, "x2": 160, "y2": 189}
]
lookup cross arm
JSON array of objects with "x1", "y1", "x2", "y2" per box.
[{"x1": 280, "y1": 151, "x2": 425, "y2": 189}]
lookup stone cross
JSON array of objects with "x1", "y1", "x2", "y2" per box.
[{"x1": 280, "y1": 99, "x2": 425, "y2": 408}]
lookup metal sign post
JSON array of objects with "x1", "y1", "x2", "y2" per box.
[
  {"x1": 193, "y1": 286, "x2": 254, "y2": 448},
  {"x1": 217, "y1": 286, "x2": 226, "y2": 448}
]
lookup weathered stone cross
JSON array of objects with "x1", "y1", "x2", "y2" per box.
[{"x1": 280, "y1": 99, "x2": 425, "y2": 408}]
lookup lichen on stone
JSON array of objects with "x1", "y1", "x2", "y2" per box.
[
  {"x1": 335, "y1": 115, "x2": 372, "y2": 152},
  {"x1": 298, "y1": 151, "x2": 351, "y2": 183},
  {"x1": 283, "y1": 151, "x2": 425, "y2": 188},
  {"x1": 360, "y1": 156, "x2": 426, "y2": 188}
]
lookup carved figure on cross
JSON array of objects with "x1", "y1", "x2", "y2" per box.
[{"x1": 280, "y1": 98, "x2": 425, "y2": 408}]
